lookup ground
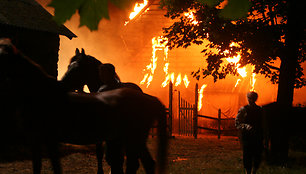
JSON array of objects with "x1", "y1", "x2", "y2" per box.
[{"x1": 0, "y1": 134, "x2": 305, "y2": 173}]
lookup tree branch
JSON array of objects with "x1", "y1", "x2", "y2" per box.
[{"x1": 264, "y1": 62, "x2": 280, "y2": 71}]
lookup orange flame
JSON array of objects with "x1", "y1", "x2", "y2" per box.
[
  {"x1": 161, "y1": 74, "x2": 170, "y2": 87},
  {"x1": 183, "y1": 74, "x2": 190, "y2": 88},
  {"x1": 250, "y1": 73, "x2": 256, "y2": 91},
  {"x1": 175, "y1": 73, "x2": 182, "y2": 86},
  {"x1": 224, "y1": 42, "x2": 257, "y2": 91},
  {"x1": 140, "y1": 37, "x2": 161, "y2": 87},
  {"x1": 198, "y1": 84, "x2": 207, "y2": 111},
  {"x1": 125, "y1": 0, "x2": 149, "y2": 25},
  {"x1": 184, "y1": 10, "x2": 198, "y2": 25},
  {"x1": 170, "y1": 72, "x2": 175, "y2": 83},
  {"x1": 225, "y1": 54, "x2": 247, "y2": 78},
  {"x1": 234, "y1": 79, "x2": 241, "y2": 88},
  {"x1": 141, "y1": 36, "x2": 192, "y2": 89}
]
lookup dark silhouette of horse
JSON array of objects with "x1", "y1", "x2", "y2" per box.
[
  {"x1": 0, "y1": 39, "x2": 168, "y2": 174},
  {"x1": 61, "y1": 48, "x2": 156, "y2": 174},
  {"x1": 62, "y1": 48, "x2": 142, "y2": 93}
]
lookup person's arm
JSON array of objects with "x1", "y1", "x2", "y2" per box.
[{"x1": 235, "y1": 107, "x2": 252, "y2": 131}]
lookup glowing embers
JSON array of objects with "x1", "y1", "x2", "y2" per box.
[
  {"x1": 140, "y1": 36, "x2": 191, "y2": 88},
  {"x1": 125, "y1": 0, "x2": 149, "y2": 25}
]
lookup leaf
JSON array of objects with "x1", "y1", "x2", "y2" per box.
[
  {"x1": 48, "y1": 0, "x2": 85, "y2": 24},
  {"x1": 219, "y1": 0, "x2": 251, "y2": 20},
  {"x1": 110, "y1": 0, "x2": 136, "y2": 10},
  {"x1": 49, "y1": 0, "x2": 137, "y2": 31},
  {"x1": 196, "y1": 0, "x2": 222, "y2": 7},
  {"x1": 79, "y1": 0, "x2": 109, "y2": 31}
]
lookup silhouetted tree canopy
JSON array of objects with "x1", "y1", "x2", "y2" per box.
[
  {"x1": 161, "y1": 0, "x2": 305, "y2": 106},
  {"x1": 160, "y1": 0, "x2": 305, "y2": 88}
]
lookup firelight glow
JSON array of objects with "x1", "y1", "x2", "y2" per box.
[
  {"x1": 140, "y1": 36, "x2": 191, "y2": 89},
  {"x1": 183, "y1": 74, "x2": 190, "y2": 88},
  {"x1": 223, "y1": 43, "x2": 257, "y2": 91},
  {"x1": 198, "y1": 84, "x2": 207, "y2": 111},
  {"x1": 184, "y1": 10, "x2": 198, "y2": 25},
  {"x1": 225, "y1": 54, "x2": 247, "y2": 78},
  {"x1": 175, "y1": 74, "x2": 182, "y2": 87},
  {"x1": 125, "y1": 0, "x2": 149, "y2": 25},
  {"x1": 184, "y1": 10, "x2": 257, "y2": 92},
  {"x1": 250, "y1": 72, "x2": 257, "y2": 91}
]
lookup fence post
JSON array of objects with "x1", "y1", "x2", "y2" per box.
[
  {"x1": 218, "y1": 109, "x2": 221, "y2": 139},
  {"x1": 193, "y1": 83, "x2": 198, "y2": 139},
  {"x1": 168, "y1": 81, "x2": 173, "y2": 137}
]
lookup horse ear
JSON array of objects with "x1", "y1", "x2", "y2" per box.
[
  {"x1": 75, "y1": 48, "x2": 80, "y2": 55},
  {"x1": 81, "y1": 48, "x2": 85, "y2": 55}
]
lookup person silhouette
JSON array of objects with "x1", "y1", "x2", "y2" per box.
[{"x1": 235, "y1": 91, "x2": 263, "y2": 174}]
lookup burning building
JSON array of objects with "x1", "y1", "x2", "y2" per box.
[{"x1": 37, "y1": 0, "x2": 305, "y2": 132}]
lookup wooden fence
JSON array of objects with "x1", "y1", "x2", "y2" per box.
[
  {"x1": 178, "y1": 91, "x2": 195, "y2": 136},
  {"x1": 152, "y1": 82, "x2": 236, "y2": 139},
  {"x1": 195, "y1": 109, "x2": 235, "y2": 139},
  {"x1": 178, "y1": 83, "x2": 236, "y2": 139}
]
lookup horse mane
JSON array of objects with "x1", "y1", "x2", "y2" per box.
[{"x1": 86, "y1": 55, "x2": 103, "y2": 66}]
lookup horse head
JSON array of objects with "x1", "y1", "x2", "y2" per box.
[{"x1": 61, "y1": 48, "x2": 103, "y2": 92}]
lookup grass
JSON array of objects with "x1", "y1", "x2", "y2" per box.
[{"x1": 0, "y1": 134, "x2": 305, "y2": 173}]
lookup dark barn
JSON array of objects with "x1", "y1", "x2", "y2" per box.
[{"x1": 0, "y1": 0, "x2": 76, "y2": 77}]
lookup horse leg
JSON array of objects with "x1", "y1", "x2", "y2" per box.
[
  {"x1": 32, "y1": 143, "x2": 42, "y2": 174},
  {"x1": 125, "y1": 142, "x2": 141, "y2": 174},
  {"x1": 140, "y1": 146, "x2": 155, "y2": 174},
  {"x1": 105, "y1": 140, "x2": 124, "y2": 174},
  {"x1": 96, "y1": 141, "x2": 104, "y2": 174},
  {"x1": 47, "y1": 142, "x2": 62, "y2": 174}
]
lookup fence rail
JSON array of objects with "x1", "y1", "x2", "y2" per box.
[
  {"x1": 154, "y1": 82, "x2": 236, "y2": 139},
  {"x1": 195, "y1": 109, "x2": 236, "y2": 139},
  {"x1": 177, "y1": 83, "x2": 236, "y2": 139}
]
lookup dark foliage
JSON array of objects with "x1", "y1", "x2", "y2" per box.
[{"x1": 160, "y1": 0, "x2": 305, "y2": 88}]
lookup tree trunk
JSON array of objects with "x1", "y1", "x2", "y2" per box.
[{"x1": 274, "y1": 1, "x2": 303, "y2": 165}]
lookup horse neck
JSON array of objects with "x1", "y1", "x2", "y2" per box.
[
  {"x1": 86, "y1": 77, "x2": 103, "y2": 92},
  {"x1": 85, "y1": 56, "x2": 104, "y2": 92},
  {"x1": 105, "y1": 78, "x2": 120, "y2": 87}
]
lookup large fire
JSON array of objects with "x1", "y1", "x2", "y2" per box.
[
  {"x1": 139, "y1": 35, "x2": 258, "y2": 112},
  {"x1": 140, "y1": 35, "x2": 208, "y2": 111},
  {"x1": 183, "y1": 10, "x2": 258, "y2": 92}
]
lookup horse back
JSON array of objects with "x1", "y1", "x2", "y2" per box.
[{"x1": 95, "y1": 88, "x2": 165, "y2": 128}]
